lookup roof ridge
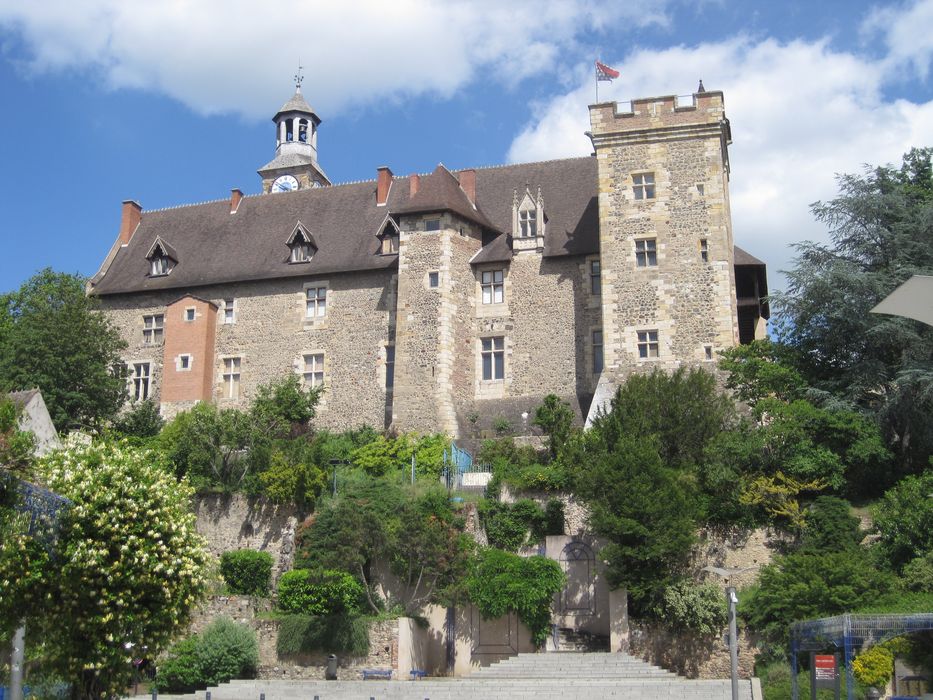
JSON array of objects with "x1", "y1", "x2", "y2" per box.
[
  {"x1": 145, "y1": 197, "x2": 230, "y2": 214},
  {"x1": 465, "y1": 155, "x2": 594, "y2": 172}
]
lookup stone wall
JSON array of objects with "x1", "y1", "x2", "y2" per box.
[
  {"x1": 188, "y1": 595, "x2": 400, "y2": 680},
  {"x1": 100, "y1": 270, "x2": 395, "y2": 430},
  {"x1": 630, "y1": 624, "x2": 757, "y2": 680},
  {"x1": 192, "y1": 493, "x2": 299, "y2": 582}
]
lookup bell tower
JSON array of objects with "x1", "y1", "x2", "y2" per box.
[{"x1": 258, "y1": 69, "x2": 331, "y2": 193}]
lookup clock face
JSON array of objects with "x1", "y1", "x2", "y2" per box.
[{"x1": 273, "y1": 175, "x2": 299, "y2": 193}]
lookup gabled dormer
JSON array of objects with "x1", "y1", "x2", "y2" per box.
[
  {"x1": 377, "y1": 216, "x2": 400, "y2": 255},
  {"x1": 511, "y1": 186, "x2": 546, "y2": 253},
  {"x1": 286, "y1": 222, "x2": 317, "y2": 263},
  {"x1": 146, "y1": 237, "x2": 178, "y2": 277}
]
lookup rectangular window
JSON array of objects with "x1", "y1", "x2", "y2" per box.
[
  {"x1": 305, "y1": 287, "x2": 327, "y2": 318},
  {"x1": 132, "y1": 362, "x2": 151, "y2": 401},
  {"x1": 519, "y1": 209, "x2": 537, "y2": 237},
  {"x1": 593, "y1": 330, "x2": 604, "y2": 374},
  {"x1": 700, "y1": 239, "x2": 709, "y2": 263},
  {"x1": 142, "y1": 314, "x2": 164, "y2": 344},
  {"x1": 637, "y1": 330, "x2": 659, "y2": 359},
  {"x1": 428, "y1": 271, "x2": 439, "y2": 288},
  {"x1": 223, "y1": 357, "x2": 241, "y2": 399},
  {"x1": 385, "y1": 345, "x2": 395, "y2": 390},
  {"x1": 635, "y1": 239, "x2": 657, "y2": 267},
  {"x1": 290, "y1": 241, "x2": 312, "y2": 263},
  {"x1": 481, "y1": 270, "x2": 504, "y2": 304},
  {"x1": 633, "y1": 173, "x2": 656, "y2": 200},
  {"x1": 303, "y1": 353, "x2": 325, "y2": 388},
  {"x1": 150, "y1": 257, "x2": 171, "y2": 276},
  {"x1": 590, "y1": 259, "x2": 601, "y2": 295},
  {"x1": 704, "y1": 344, "x2": 713, "y2": 361},
  {"x1": 185, "y1": 308, "x2": 196, "y2": 322},
  {"x1": 178, "y1": 354, "x2": 191, "y2": 371},
  {"x1": 223, "y1": 299, "x2": 235, "y2": 324},
  {"x1": 425, "y1": 218, "x2": 441, "y2": 231},
  {"x1": 481, "y1": 337, "x2": 505, "y2": 380}
]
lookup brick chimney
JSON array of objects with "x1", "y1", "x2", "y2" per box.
[
  {"x1": 118, "y1": 200, "x2": 142, "y2": 245},
  {"x1": 409, "y1": 173, "x2": 421, "y2": 198},
  {"x1": 230, "y1": 188, "x2": 243, "y2": 213},
  {"x1": 376, "y1": 166, "x2": 393, "y2": 205},
  {"x1": 459, "y1": 169, "x2": 476, "y2": 206}
]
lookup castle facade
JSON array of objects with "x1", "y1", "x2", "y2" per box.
[{"x1": 90, "y1": 86, "x2": 768, "y2": 436}]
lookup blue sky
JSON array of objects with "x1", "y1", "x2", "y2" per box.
[{"x1": 1, "y1": 0, "x2": 932, "y2": 296}]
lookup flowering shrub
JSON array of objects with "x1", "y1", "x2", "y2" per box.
[{"x1": 0, "y1": 441, "x2": 209, "y2": 700}]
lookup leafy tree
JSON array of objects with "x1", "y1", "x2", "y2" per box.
[
  {"x1": 157, "y1": 402, "x2": 256, "y2": 490},
  {"x1": 593, "y1": 367, "x2": 734, "y2": 471},
  {"x1": 295, "y1": 480, "x2": 472, "y2": 615},
  {"x1": 0, "y1": 441, "x2": 209, "y2": 700},
  {"x1": 798, "y1": 496, "x2": 862, "y2": 554},
  {"x1": 533, "y1": 394, "x2": 576, "y2": 459},
  {"x1": 872, "y1": 472, "x2": 933, "y2": 571},
  {"x1": 652, "y1": 580, "x2": 728, "y2": 636},
  {"x1": 718, "y1": 340, "x2": 807, "y2": 405},
  {"x1": 350, "y1": 432, "x2": 447, "y2": 478},
  {"x1": 577, "y1": 435, "x2": 697, "y2": 607},
  {"x1": 774, "y1": 148, "x2": 933, "y2": 474},
  {"x1": 466, "y1": 548, "x2": 565, "y2": 646},
  {"x1": 249, "y1": 373, "x2": 322, "y2": 438},
  {"x1": 0, "y1": 269, "x2": 128, "y2": 431},
  {"x1": 901, "y1": 550, "x2": 933, "y2": 593},
  {"x1": 111, "y1": 399, "x2": 164, "y2": 439},
  {"x1": 0, "y1": 393, "x2": 36, "y2": 487},
  {"x1": 741, "y1": 551, "x2": 892, "y2": 643}
]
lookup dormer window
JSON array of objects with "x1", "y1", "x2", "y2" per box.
[
  {"x1": 286, "y1": 224, "x2": 316, "y2": 264},
  {"x1": 145, "y1": 238, "x2": 177, "y2": 277},
  {"x1": 519, "y1": 209, "x2": 537, "y2": 237},
  {"x1": 511, "y1": 187, "x2": 545, "y2": 252},
  {"x1": 377, "y1": 216, "x2": 401, "y2": 255}
]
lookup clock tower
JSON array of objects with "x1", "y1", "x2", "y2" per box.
[{"x1": 258, "y1": 74, "x2": 331, "y2": 193}]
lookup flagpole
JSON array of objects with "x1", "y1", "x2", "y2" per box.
[{"x1": 595, "y1": 60, "x2": 599, "y2": 103}]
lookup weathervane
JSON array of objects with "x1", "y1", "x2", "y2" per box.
[{"x1": 294, "y1": 61, "x2": 304, "y2": 90}]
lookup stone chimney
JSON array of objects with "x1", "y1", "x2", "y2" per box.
[
  {"x1": 118, "y1": 200, "x2": 142, "y2": 245},
  {"x1": 230, "y1": 188, "x2": 243, "y2": 214},
  {"x1": 409, "y1": 173, "x2": 421, "y2": 198},
  {"x1": 459, "y1": 169, "x2": 476, "y2": 207},
  {"x1": 376, "y1": 166, "x2": 393, "y2": 205}
]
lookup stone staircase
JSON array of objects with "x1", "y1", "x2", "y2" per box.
[
  {"x1": 145, "y1": 652, "x2": 756, "y2": 700},
  {"x1": 551, "y1": 626, "x2": 609, "y2": 652}
]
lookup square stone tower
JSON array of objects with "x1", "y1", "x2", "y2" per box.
[{"x1": 587, "y1": 90, "x2": 738, "y2": 419}]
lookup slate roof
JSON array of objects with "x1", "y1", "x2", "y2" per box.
[
  {"x1": 275, "y1": 88, "x2": 317, "y2": 119},
  {"x1": 733, "y1": 247, "x2": 766, "y2": 266},
  {"x1": 393, "y1": 164, "x2": 498, "y2": 231},
  {"x1": 91, "y1": 155, "x2": 761, "y2": 296}
]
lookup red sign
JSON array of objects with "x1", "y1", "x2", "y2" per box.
[{"x1": 815, "y1": 655, "x2": 836, "y2": 681}]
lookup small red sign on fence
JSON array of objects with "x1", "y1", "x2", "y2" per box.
[{"x1": 815, "y1": 655, "x2": 837, "y2": 681}]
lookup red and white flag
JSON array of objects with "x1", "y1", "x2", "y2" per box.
[{"x1": 595, "y1": 60, "x2": 620, "y2": 81}]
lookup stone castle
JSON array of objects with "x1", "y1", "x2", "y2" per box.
[{"x1": 90, "y1": 84, "x2": 768, "y2": 435}]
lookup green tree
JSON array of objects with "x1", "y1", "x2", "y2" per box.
[
  {"x1": 577, "y1": 435, "x2": 697, "y2": 607},
  {"x1": 0, "y1": 269, "x2": 128, "y2": 432},
  {"x1": 872, "y1": 472, "x2": 933, "y2": 571},
  {"x1": 774, "y1": 148, "x2": 933, "y2": 474},
  {"x1": 155, "y1": 617, "x2": 258, "y2": 693},
  {"x1": 0, "y1": 441, "x2": 209, "y2": 700},
  {"x1": 249, "y1": 373, "x2": 322, "y2": 438},
  {"x1": 533, "y1": 394, "x2": 576, "y2": 459},
  {"x1": 741, "y1": 551, "x2": 892, "y2": 643},
  {"x1": 593, "y1": 367, "x2": 735, "y2": 471},
  {"x1": 111, "y1": 399, "x2": 164, "y2": 440},
  {"x1": 798, "y1": 496, "x2": 862, "y2": 554},
  {"x1": 718, "y1": 340, "x2": 807, "y2": 405}
]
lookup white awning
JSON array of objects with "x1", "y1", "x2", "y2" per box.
[{"x1": 870, "y1": 275, "x2": 933, "y2": 326}]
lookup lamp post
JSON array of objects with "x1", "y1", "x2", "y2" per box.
[
  {"x1": 726, "y1": 586, "x2": 740, "y2": 700},
  {"x1": 328, "y1": 459, "x2": 350, "y2": 497}
]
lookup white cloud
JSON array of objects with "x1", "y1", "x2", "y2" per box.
[
  {"x1": 862, "y1": 0, "x2": 933, "y2": 80},
  {"x1": 0, "y1": 0, "x2": 669, "y2": 119},
  {"x1": 507, "y1": 32, "x2": 933, "y2": 293}
]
